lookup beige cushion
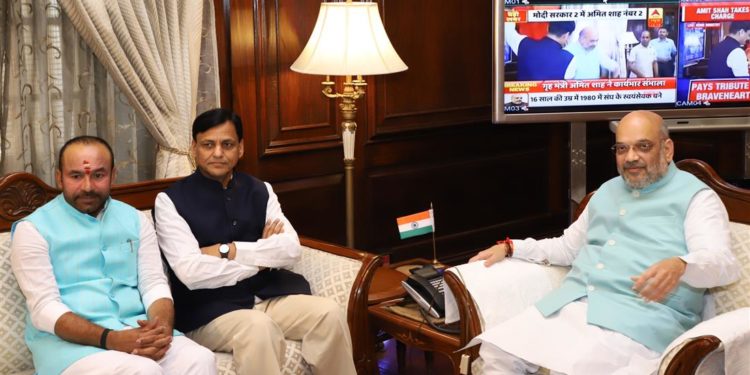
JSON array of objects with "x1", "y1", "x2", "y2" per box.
[
  {"x1": 215, "y1": 340, "x2": 312, "y2": 375},
  {"x1": 292, "y1": 246, "x2": 362, "y2": 310},
  {"x1": 0, "y1": 232, "x2": 34, "y2": 374},
  {"x1": 711, "y1": 221, "x2": 750, "y2": 315}
]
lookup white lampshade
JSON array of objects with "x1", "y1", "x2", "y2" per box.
[{"x1": 291, "y1": 2, "x2": 408, "y2": 76}]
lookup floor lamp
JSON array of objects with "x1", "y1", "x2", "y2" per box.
[{"x1": 291, "y1": 0, "x2": 407, "y2": 248}]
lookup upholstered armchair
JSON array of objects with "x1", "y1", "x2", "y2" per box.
[
  {"x1": 443, "y1": 159, "x2": 750, "y2": 375},
  {"x1": 0, "y1": 172, "x2": 381, "y2": 375}
]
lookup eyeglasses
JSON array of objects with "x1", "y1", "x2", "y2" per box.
[
  {"x1": 610, "y1": 140, "x2": 662, "y2": 155},
  {"x1": 198, "y1": 141, "x2": 238, "y2": 152}
]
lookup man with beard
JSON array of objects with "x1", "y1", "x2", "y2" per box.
[
  {"x1": 10, "y1": 136, "x2": 215, "y2": 375},
  {"x1": 470, "y1": 111, "x2": 739, "y2": 374}
]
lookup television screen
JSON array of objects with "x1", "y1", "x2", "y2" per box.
[
  {"x1": 679, "y1": 24, "x2": 705, "y2": 65},
  {"x1": 493, "y1": 0, "x2": 750, "y2": 123}
]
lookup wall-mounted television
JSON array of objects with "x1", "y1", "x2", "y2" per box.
[{"x1": 493, "y1": 0, "x2": 750, "y2": 124}]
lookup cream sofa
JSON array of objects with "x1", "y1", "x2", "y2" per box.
[
  {"x1": 443, "y1": 159, "x2": 750, "y2": 375},
  {"x1": 0, "y1": 172, "x2": 381, "y2": 375}
]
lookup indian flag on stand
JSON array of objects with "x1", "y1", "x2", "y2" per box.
[{"x1": 396, "y1": 209, "x2": 435, "y2": 239}]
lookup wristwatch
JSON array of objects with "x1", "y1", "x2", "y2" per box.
[{"x1": 219, "y1": 243, "x2": 230, "y2": 259}]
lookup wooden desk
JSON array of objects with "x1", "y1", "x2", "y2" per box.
[{"x1": 367, "y1": 259, "x2": 465, "y2": 374}]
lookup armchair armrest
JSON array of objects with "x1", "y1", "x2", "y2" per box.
[
  {"x1": 292, "y1": 236, "x2": 382, "y2": 375},
  {"x1": 443, "y1": 259, "x2": 569, "y2": 370},
  {"x1": 659, "y1": 307, "x2": 750, "y2": 375},
  {"x1": 445, "y1": 259, "x2": 568, "y2": 328}
]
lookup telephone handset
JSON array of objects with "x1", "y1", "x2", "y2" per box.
[{"x1": 401, "y1": 264, "x2": 446, "y2": 318}]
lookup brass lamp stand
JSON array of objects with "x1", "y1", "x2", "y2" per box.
[{"x1": 322, "y1": 76, "x2": 366, "y2": 247}]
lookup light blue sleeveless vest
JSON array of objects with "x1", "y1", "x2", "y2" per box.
[
  {"x1": 535, "y1": 163, "x2": 708, "y2": 352},
  {"x1": 13, "y1": 195, "x2": 147, "y2": 375}
]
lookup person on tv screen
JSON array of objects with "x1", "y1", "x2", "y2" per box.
[
  {"x1": 628, "y1": 30, "x2": 658, "y2": 78},
  {"x1": 564, "y1": 26, "x2": 619, "y2": 79},
  {"x1": 706, "y1": 21, "x2": 750, "y2": 78},
  {"x1": 504, "y1": 94, "x2": 529, "y2": 112},
  {"x1": 506, "y1": 21, "x2": 577, "y2": 81},
  {"x1": 470, "y1": 110, "x2": 739, "y2": 374},
  {"x1": 652, "y1": 27, "x2": 677, "y2": 77}
]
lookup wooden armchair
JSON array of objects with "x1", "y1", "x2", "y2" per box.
[
  {"x1": 0, "y1": 172, "x2": 382, "y2": 375},
  {"x1": 443, "y1": 159, "x2": 750, "y2": 375}
]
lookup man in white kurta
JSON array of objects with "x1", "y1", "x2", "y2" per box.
[
  {"x1": 470, "y1": 111, "x2": 739, "y2": 375},
  {"x1": 627, "y1": 31, "x2": 658, "y2": 78}
]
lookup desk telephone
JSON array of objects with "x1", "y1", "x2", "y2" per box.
[{"x1": 401, "y1": 264, "x2": 446, "y2": 318}]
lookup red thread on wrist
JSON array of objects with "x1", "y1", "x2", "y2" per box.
[{"x1": 497, "y1": 236, "x2": 514, "y2": 258}]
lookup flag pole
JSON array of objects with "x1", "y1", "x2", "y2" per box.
[{"x1": 430, "y1": 202, "x2": 438, "y2": 264}]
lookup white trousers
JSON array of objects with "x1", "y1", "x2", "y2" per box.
[
  {"x1": 61, "y1": 335, "x2": 216, "y2": 375},
  {"x1": 478, "y1": 301, "x2": 660, "y2": 375}
]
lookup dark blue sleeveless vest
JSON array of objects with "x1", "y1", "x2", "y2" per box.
[
  {"x1": 161, "y1": 171, "x2": 310, "y2": 332},
  {"x1": 517, "y1": 37, "x2": 574, "y2": 80},
  {"x1": 707, "y1": 38, "x2": 743, "y2": 78}
]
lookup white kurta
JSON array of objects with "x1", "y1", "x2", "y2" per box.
[{"x1": 474, "y1": 188, "x2": 740, "y2": 375}]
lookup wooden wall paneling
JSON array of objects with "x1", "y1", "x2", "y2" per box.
[
  {"x1": 373, "y1": 0, "x2": 492, "y2": 135},
  {"x1": 547, "y1": 124, "x2": 568, "y2": 214},
  {"x1": 366, "y1": 147, "x2": 568, "y2": 263},
  {"x1": 214, "y1": 0, "x2": 232, "y2": 109},
  {"x1": 228, "y1": 0, "x2": 260, "y2": 174},
  {"x1": 272, "y1": 174, "x2": 346, "y2": 244},
  {"x1": 258, "y1": 0, "x2": 344, "y2": 158},
  {"x1": 586, "y1": 121, "x2": 617, "y2": 191},
  {"x1": 362, "y1": 123, "x2": 569, "y2": 263},
  {"x1": 671, "y1": 131, "x2": 745, "y2": 180}
]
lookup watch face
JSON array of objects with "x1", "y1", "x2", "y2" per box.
[{"x1": 219, "y1": 244, "x2": 229, "y2": 257}]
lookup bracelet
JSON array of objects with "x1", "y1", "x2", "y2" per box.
[
  {"x1": 497, "y1": 236, "x2": 514, "y2": 258},
  {"x1": 100, "y1": 328, "x2": 112, "y2": 349}
]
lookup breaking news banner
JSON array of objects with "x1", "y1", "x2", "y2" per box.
[
  {"x1": 505, "y1": 78, "x2": 677, "y2": 107},
  {"x1": 681, "y1": 2, "x2": 750, "y2": 22}
]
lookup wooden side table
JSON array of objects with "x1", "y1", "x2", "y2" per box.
[
  {"x1": 367, "y1": 259, "x2": 466, "y2": 374},
  {"x1": 368, "y1": 265, "x2": 408, "y2": 305}
]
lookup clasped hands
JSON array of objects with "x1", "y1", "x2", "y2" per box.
[
  {"x1": 108, "y1": 317, "x2": 172, "y2": 361},
  {"x1": 200, "y1": 219, "x2": 284, "y2": 259},
  {"x1": 469, "y1": 244, "x2": 687, "y2": 303}
]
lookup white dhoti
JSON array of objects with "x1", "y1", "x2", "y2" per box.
[{"x1": 477, "y1": 300, "x2": 660, "y2": 375}]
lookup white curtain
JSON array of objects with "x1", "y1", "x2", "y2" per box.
[
  {"x1": 59, "y1": 0, "x2": 218, "y2": 179},
  {"x1": 0, "y1": 0, "x2": 157, "y2": 184}
]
